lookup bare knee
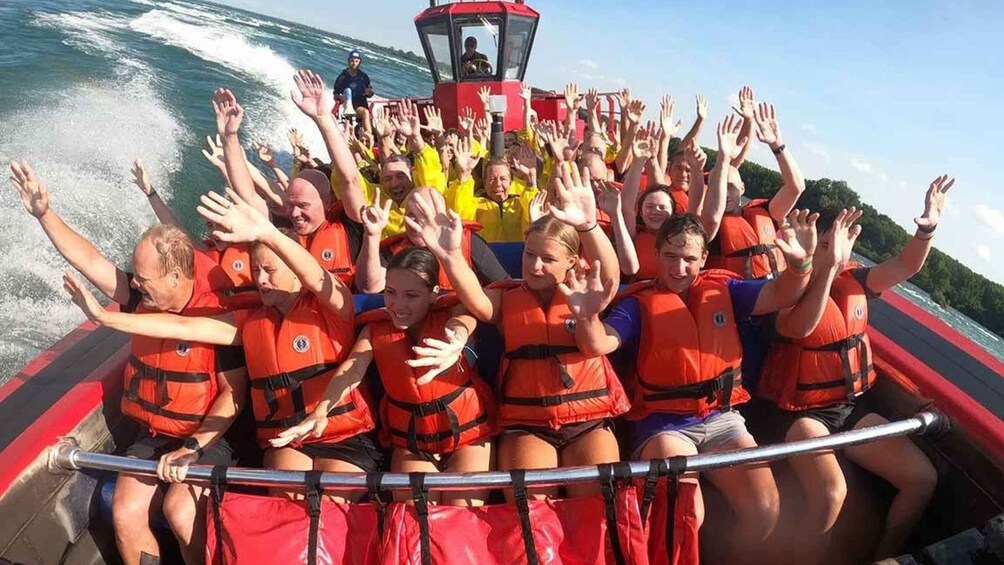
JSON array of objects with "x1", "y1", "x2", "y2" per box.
[
  {"x1": 739, "y1": 484, "x2": 780, "y2": 538},
  {"x1": 113, "y1": 489, "x2": 154, "y2": 537},
  {"x1": 162, "y1": 488, "x2": 197, "y2": 538},
  {"x1": 899, "y1": 456, "x2": 938, "y2": 501}
]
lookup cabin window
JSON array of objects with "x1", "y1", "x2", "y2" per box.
[
  {"x1": 502, "y1": 15, "x2": 535, "y2": 81},
  {"x1": 455, "y1": 15, "x2": 503, "y2": 81},
  {"x1": 420, "y1": 21, "x2": 455, "y2": 82}
]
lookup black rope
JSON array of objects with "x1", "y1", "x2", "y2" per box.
[{"x1": 510, "y1": 470, "x2": 540, "y2": 565}]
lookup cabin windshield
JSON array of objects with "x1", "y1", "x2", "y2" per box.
[
  {"x1": 420, "y1": 21, "x2": 455, "y2": 82},
  {"x1": 456, "y1": 15, "x2": 501, "y2": 80},
  {"x1": 502, "y1": 15, "x2": 535, "y2": 80}
]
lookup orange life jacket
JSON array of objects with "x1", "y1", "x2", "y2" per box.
[
  {"x1": 706, "y1": 199, "x2": 785, "y2": 280},
  {"x1": 358, "y1": 295, "x2": 497, "y2": 455},
  {"x1": 241, "y1": 293, "x2": 376, "y2": 447},
  {"x1": 204, "y1": 244, "x2": 261, "y2": 310},
  {"x1": 758, "y1": 268, "x2": 875, "y2": 410},
  {"x1": 300, "y1": 219, "x2": 356, "y2": 288},
  {"x1": 380, "y1": 222, "x2": 480, "y2": 292},
  {"x1": 634, "y1": 230, "x2": 659, "y2": 280},
  {"x1": 620, "y1": 271, "x2": 748, "y2": 419},
  {"x1": 121, "y1": 279, "x2": 232, "y2": 438},
  {"x1": 669, "y1": 188, "x2": 688, "y2": 214},
  {"x1": 493, "y1": 280, "x2": 631, "y2": 429}
]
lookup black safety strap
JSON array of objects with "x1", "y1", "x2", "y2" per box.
[
  {"x1": 209, "y1": 466, "x2": 228, "y2": 565},
  {"x1": 250, "y1": 363, "x2": 338, "y2": 423},
  {"x1": 505, "y1": 344, "x2": 579, "y2": 389},
  {"x1": 639, "y1": 368, "x2": 741, "y2": 408},
  {"x1": 387, "y1": 385, "x2": 471, "y2": 454},
  {"x1": 726, "y1": 243, "x2": 778, "y2": 280},
  {"x1": 509, "y1": 470, "x2": 540, "y2": 565},
  {"x1": 304, "y1": 470, "x2": 323, "y2": 565},
  {"x1": 665, "y1": 473, "x2": 680, "y2": 565},
  {"x1": 597, "y1": 464, "x2": 630, "y2": 565},
  {"x1": 222, "y1": 284, "x2": 258, "y2": 297},
  {"x1": 501, "y1": 387, "x2": 609, "y2": 407},
  {"x1": 120, "y1": 394, "x2": 205, "y2": 422},
  {"x1": 366, "y1": 472, "x2": 388, "y2": 539},
  {"x1": 639, "y1": 459, "x2": 667, "y2": 522},
  {"x1": 409, "y1": 473, "x2": 432, "y2": 565},
  {"x1": 127, "y1": 355, "x2": 211, "y2": 407},
  {"x1": 793, "y1": 333, "x2": 873, "y2": 401}
]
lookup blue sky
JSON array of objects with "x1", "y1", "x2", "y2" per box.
[{"x1": 218, "y1": 0, "x2": 1004, "y2": 283}]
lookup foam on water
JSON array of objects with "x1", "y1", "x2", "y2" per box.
[
  {"x1": 129, "y1": 9, "x2": 329, "y2": 153},
  {"x1": 32, "y1": 10, "x2": 146, "y2": 72}
]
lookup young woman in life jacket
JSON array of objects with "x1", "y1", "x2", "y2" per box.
[
  {"x1": 65, "y1": 188, "x2": 380, "y2": 502},
  {"x1": 565, "y1": 117, "x2": 819, "y2": 563},
  {"x1": 416, "y1": 162, "x2": 630, "y2": 499},
  {"x1": 275, "y1": 247, "x2": 498, "y2": 506},
  {"x1": 757, "y1": 176, "x2": 952, "y2": 561}
]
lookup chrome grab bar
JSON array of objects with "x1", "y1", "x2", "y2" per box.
[{"x1": 48, "y1": 412, "x2": 940, "y2": 491}]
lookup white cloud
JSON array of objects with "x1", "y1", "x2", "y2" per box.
[
  {"x1": 975, "y1": 243, "x2": 991, "y2": 261},
  {"x1": 799, "y1": 123, "x2": 817, "y2": 133},
  {"x1": 879, "y1": 172, "x2": 889, "y2": 183},
  {"x1": 578, "y1": 59, "x2": 598, "y2": 70},
  {"x1": 850, "y1": 157, "x2": 873, "y2": 174},
  {"x1": 973, "y1": 204, "x2": 1004, "y2": 236},
  {"x1": 802, "y1": 142, "x2": 831, "y2": 160}
]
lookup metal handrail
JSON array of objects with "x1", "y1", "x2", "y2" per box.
[{"x1": 49, "y1": 412, "x2": 939, "y2": 492}]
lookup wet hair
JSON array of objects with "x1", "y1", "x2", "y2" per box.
[
  {"x1": 655, "y1": 213, "x2": 709, "y2": 252},
  {"x1": 251, "y1": 227, "x2": 298, "y2": 256},
  {"x1": 526, "y1": 215, "x2": 579, "y2": 257},
  {"x1": 387, "y1": 247, "x2": 440, "y2": 291},
  {"x1": 815, "y1": 207, "x2": 842, "y2": 234},
  {"x1": 140, "y1": 224, "x2": 195, "y2": 278}
]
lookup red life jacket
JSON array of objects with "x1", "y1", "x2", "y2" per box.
[
  {"x1": 240, "y1": 293, "x2": 376, "y2": 447},
  {"x1": 204, "y1": 243, "x2": 261, "y2": 310},
  {"x1": 358, "y1": 295, "x2": 497, "y2": 455},
  {"x1": 493, "y1": 280, "x2": 630, "y2": 429},
  {"x1": 300, "y1": 219, "x2": 356, "y2": 288},
  {"x1": 758, "y1": 267, "x2": 876, "y2": 410},
  {"x1": 669, "y1": 188, "x2": 688, "y2": 215},
  {"x1": 121, "y1": 271, "x2": 233, "y2": 437},
  {"x1": 619, "y1": 271, "x2": 748, "y2": 419},
  {"x1": 634, "y1": 230, "x2": 659, "y2": 280},
  {"x1": 380, "y1": 222, "x2": 480, "y2": 292},
  {"x1": 706, "y1": 199, "x2": 785, "y2": 280}
]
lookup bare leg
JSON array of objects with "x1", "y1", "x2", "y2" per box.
[
  {"x1": 440, "y1": 440, "x2": 494, "y2": 506},
  {"x1": 264, "y1": 447, "x2": 317, "y2": 500},
  {"x1": 783, "y1": 417, "x2": 848, "y2": 565},
  {"x1": 561, "y1": 426, "x2": 622, "y2": 498},
  {"x1": 845, "y1": 413, "x2": 937, "y2": 560},
  {"x1": 638, "y1": 434, "x2": 703, "y2": 528},
  {"x1": 313, "y1": 455, "x2": 368, "y2": 503},
  {"x1": 703, "y1": 435, "x2": 780, "y2": 564},
  {"x1": 391, "y1": 447, "x2": 443, "y2": 503},
  {"x1": 112, "y1": 472, "x2": 164, "y2": 565},
  {"x1": 163, "y1": 483, "x2": 209, "y2": 565},
  {"x1": 497, "y1": 432, "x2": 559, "y2": 500}
]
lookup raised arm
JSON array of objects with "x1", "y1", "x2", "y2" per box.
[
  {"x1": 621, "y1": 133, "x2": 655, "y2": 237},
  {"x1": 752, "y1": 209, "x2": 817, "y2": 315},
  {"x1": 754, "y1": 103, "x2": 806, "y2": 221},
  {"x1": 130, "y1": 159, "x2": 210, "y2": 250},
  {"x1": 10, "y1": 161, "x2": 131, "y2": 304},
  {"x1": 559, "y1": 263, "x2": 622, "y2": 356},
  {"x1": 519, "y1": 82, "x2": 533, "y2": 132},
  {"x1": 866, "y1": 175, "x2": 955, "y2": 293},
  {"x1": 584, "y1": 88, "x2": 603, "y2": 136},
  {"x1": 563, "y1": 83, "x2": 582, "y2": 141},
  {"x1": 64, "y1": 272, "x2": 239, "y2": 344},
  {"x1": 212, "y1": 88, "x2": 268, "y2": 220},
  {"x1": 730, "y1": 86, "x2": 756, "y2": 168},
  {"x1": 291, "y1": 69, "x2": 366, "y2": 222},
  {"x1": 615, "y1": 100, "x2": 645, "y2": 174},
  {"x1": 597, "y1": 181, "x2": 639, "y2": 276},
  {"x1": 685, "y1": 140, "x2": 709, "y2": 216},
  {"x1": 775, "y1": 209, "x2": 860, "y2": 338},
  {"x1": 198, "y1": 188, "x2": 353, "y2": 317},
  {"x1": 390, "y1": 99, "x2": 426, "y2": 155},
  {"x1": 680, "y1": 94, "x2": 707, "y2": 150},
  {"x1": 353, "y1": 197, "x2": 392, "y2": 294},
  {"x1": 701, "y1": 115, "x2": 747, "y2": 240},
  {"x1": 201, "y1": 134, "x2": 233, "y2": 188}
]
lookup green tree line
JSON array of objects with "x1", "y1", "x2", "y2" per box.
[{"x1": 735, "y1": 157, "x2": 1004, "y2": 338}]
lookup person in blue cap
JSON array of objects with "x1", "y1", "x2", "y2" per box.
[{"x1": 333, "y1": 49, "x2": 373, "y2": 115}]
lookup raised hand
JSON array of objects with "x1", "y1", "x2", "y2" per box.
[
  {"x1": 290, "y1": 69, "x2": 329, "y2": 119},
  {"x1": 563, "y1": 83, "x2": 581, "y2": 112},
  {"x1": 595, "y1": 180, "x2": 622, "y2": 216},
  {"x1": 62, "y1": 271, "x2": 105, "y2": 323},
  {"x1": 753, "y1": 102, "x2": 783, "y2": 148},
  {"x1": 407, "y1": 327, "x2": 467, "y2": 385},
  {"x1": 557, "y1": 260, "x2": 609, "y2": 319},
  {"x1": 684, "y1": 139, "x2": 707, "y2": 170},
  {"x1": 373, "y1": 109, "x2": 395, "y2": 140},
  {"x1": 528, "y1": 189, "x2": 549, "y2": 223},
  {"x1": 914, "y1": 174, "x2": 955, "y2": 230},
  {"x1": 548, "y1": 162, "x2": 597, "y2": 230},
  {"x1": 360, "y1": 196, "x2": 392, "y2": 237},
  {"x1": 519, "y1": 82, "x2": 532, "y2": 102},
  {"x1": 211, "y1": 88, "x2": 243, "y2": 136},
  {"x1": 197, "y1": 188, "x2": 272, "y2": 244},
  {"x1": 390, "y1": 100, "x2": 421, "y2": 138},
  {"x1": 8, "y1": 160, "x2": 50, "y2": 218},
  {"x1": 477, "y1": 86, "x2": 492, "y2": 108},
  {"x1": 252, "y1": 140, "x2": 275, "y2": 166},
  {"x1": 716, "y1": 114, "x2": 748, "y2": 162},
  {"x1": 422, "y1": 106, "x2": 444, "y2": 135},
  {"x1": 660, "y1": 95, "x2": 681, "y2": 137},
  {"x1": 458, "y1": 106, "x2": 476, "y2": 133},
  {"x1": 584, "y1": 88, "x2": 600, "y2": 113},
  {"x1": 626, "y1": 99, "x2": 646, "y2": 125},
  {"x1": 696, "y1": 94, "x2": 708, "y2": 120},
  {"x1": 631, "y1": 127, "x2": 654, "y2": 161},
  {"x1": 473, "y1": 117, "x2": 490, "y2": 146},
  {"x1": 453, "y1": 136, "x2": 480, "y2": 176},
  {"x1": 615, "y1": 88, "x2": 632, "y2": 111},
  {"x1": 130, "y1": 159, "x2": 154, "y2": 196},
  {"x1": 819, "y1": 208, "x2": 862, "y2": 270},
  {"x1": 201, "y1": 134, "x2": 225, "y2": 169},
  {"x1": 775, "y1": 208, "x2": 818, "y2": 267},
  {"x1": 403, "y1": 190, "x2": 464, "y2": 259},
  {"x1": 509, "y1": 143, "x2": 536, "y2": 179},
  {"x1": 732, "y1": 85, "x2": 755, "y2": 120}
]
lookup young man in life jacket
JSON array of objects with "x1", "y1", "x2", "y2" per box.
[
  {"x1": 701, "y1": 102, "x2": 806, "y2": 280},
  {"x1": 10, "y1": 162, "x2": 246, "y2": 565},
  {"x1": 355, "y1": 185, "x2": 510, "y2": 293},
  {"x1": 277, "y1": 247, "x2": 498, "y2": 506},
  {"x1": 66, "y1": 187, "x2": 384, "y2": 502},
  {"x1": 563, "y1": 118, "x2": 819, "y2": 563},
  {"x1": 420, "y1": 163, "x2": 631, "y2": 500},
  {"x1": 756, "y1": 177, "x2": 952, "y2": 561}
]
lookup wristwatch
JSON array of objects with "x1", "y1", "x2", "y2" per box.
[{"x1": 182, "y1": 437, "x2": 204, "y2": 458}]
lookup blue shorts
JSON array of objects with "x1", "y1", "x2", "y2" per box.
[{"x1": 632, "y1": 410, "x2": 754, "y2": 458}]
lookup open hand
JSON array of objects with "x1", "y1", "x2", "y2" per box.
[
  {"x1": 211, "y1": 88, "x2": 243, "y2": 136},
  {"x1": 360, "y1": 196, "x2": 392, "y2": 237},
  {"x1": 732, "y1": 85, "x2": 755, "y2": 120},
  {"x1": 915, "y1": 174, "x2": 955, "y2": 230},
  {"x1": 252, "y1": 140, "x2": 275, "y2": 165},
  {"x1": 548, "y1": 162, "x2": 597, "y2": 231},
  {"x1": 595, "y1": 180, "x2": 622, "y2": 216},
  {"x1": 62, "y1": 271, "x2": 106, "y2": 324},
  {"x1": 477, "y1": 86, "x2": 492, "y2": 108},
  {"x1": 9, "y1": 160, "x2": 50, "y2": 218},
  {"x1": 775, "y1": 209, "x2": 818, "y2": 267},
  {"x1": 716, "y1": 114, "x2": 748, "y2": 162},
  {"x1": 819, "y1": 208, "x2": 862, "y2": 270},
  {"x1": 563, "y1": 83, "x2": 581, "y2": 111},
  {"x1": 753, "y1": 102, "x2": 783, "y2": 149},
  {"x1": 270, "y1": 409, "x2": 328, "y2": 448},
  {"x1": 197, "y1": 188, "x2": 272, "y2": 244},
  {"x1": 201, "y1": 134, "x2": 225, "y2": 169},
  {"x1": 696, "y1": 94, "x2": 708, "y2": 120},
  {"x1": 557, "y1": 260, "x2": 609, "y2": 319},
  {"x1": 291, "y1": 69, "x2": 329, "y2": 119},
  {"x1": 422, "y1": 106, "x2": 444, "y2": 134},
  {"x1": 406, "y1": 326, "x2": 467, "y2": 385},
  {"x1": 528, "y1": 189, "x2": 549, "y2": 223},
  {"x1": 403, "y1": 190, "x2": 463, "y2": 259},
  {"x1": 458, "y1": 106, "x2": 476, "y2": 133},
  {"x1": 130, "y1": 159, "x2": 154, "y2": 196}
]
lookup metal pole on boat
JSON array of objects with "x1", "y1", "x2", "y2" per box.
[{"x1": 48, "y1": 411, "x2": 940, "y2": 491}]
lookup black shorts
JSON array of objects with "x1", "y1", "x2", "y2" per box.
[
  {"x1": 506, "y1": 419, "x2": 613, "y2": 452},
  {"x1": 745, "y1": 398, "x2": 872, "y2": 445},
  {"x1": 294, "y1": 432, "x2": 384, "y2": 473},
  {"x1": 125, "y1": 430, "x2": 236, "y2": 466}
]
